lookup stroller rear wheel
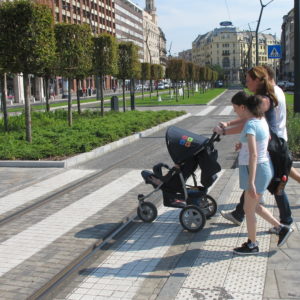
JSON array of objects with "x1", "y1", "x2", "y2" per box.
[
  {"x1": 179, "y1": 205, "x2": 206, "y2": 232},
  {"x1": 137, "y1": 202, "x2": 158, "y2": 223},
  {"x1": 199, "y1": 195, "x2": 217, "y2": 219}
]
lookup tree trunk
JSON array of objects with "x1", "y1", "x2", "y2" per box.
[
  {"x1": 142, "y1": 80, "x2": 144, "y2": 100},
  {"x1": 0, "y1": 73, "x2": 8, "y2": 132},
  {"x1": 130, "y1": 78, "x2": 135, "y2": 111},
  {"x1": 187, "y1": 81, "x2": 190, "y2": 98},
  {"x1": 76, "y1": 79, "x2": 81, "y2": 115},
  {"x1": 68, "y1": 77, "x2": 72, "y2": 126},
  {"x1": 44, "y1": 76, "x2": 50, "y2": 112},
  {"x1": 23, "y1": 74, "x2": 32, "y2": 142},
  {"x1": 100, "y1": 74, "x2": 104, "y2": 117},
  {"x1": 149, "y1": 79, "x2": 152, "y2": 99},
  {"x1": 122, "y1": 79, "x2": 126, "y2": 112},
  {"x1": 175, "y1": 81, "x2": 178, "y2": 102}
]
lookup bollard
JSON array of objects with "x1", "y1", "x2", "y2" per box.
[{"x1": 111, "y1": 95, "x2": 119, "y2": 111}]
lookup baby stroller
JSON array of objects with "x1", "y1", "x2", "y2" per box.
[{"x1": 137, "y1": 126, "x2": 221, "y2": 232}]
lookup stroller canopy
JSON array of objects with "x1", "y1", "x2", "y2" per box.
[{"x1": 166, "y1": 126, "x2": 209, "y2": 164}]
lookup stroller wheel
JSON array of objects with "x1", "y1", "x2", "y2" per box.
[
  {"x1": 179, "y1": 205, "x2": 206, "y2": 232},
  {"x1": 199, "y1": 195, "x2": 217, "y2": 219},
  {"x1": 137, "y1": 202, "x2": 157, "y2": 223}
]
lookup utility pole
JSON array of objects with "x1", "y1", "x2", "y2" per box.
[
  {"x1": 255, "y1": 0, "x2": 274, "y2": 65},
  {"x1": 295, "y1": 0, "x2": 300, "y2": 112}
]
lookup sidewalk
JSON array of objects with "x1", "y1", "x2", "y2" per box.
[{"x1": 51, "y1": 168, "x2": 300, "y2": 300}]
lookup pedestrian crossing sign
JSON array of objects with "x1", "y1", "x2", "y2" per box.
[{"x1": 268, "y1": 45, "x2": 281, "y2": 59}]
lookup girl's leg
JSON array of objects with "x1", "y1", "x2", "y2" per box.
[
  {"x1": 255, "y1": 203, "x2": 281, "y2": 227},
  {"x1": 243, "y1": 191, "x2": 259, "y2": 243}
]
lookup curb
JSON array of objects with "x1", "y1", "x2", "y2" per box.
[{"x1": 0, "y1": 113, "x2": 191, "y2": 168}]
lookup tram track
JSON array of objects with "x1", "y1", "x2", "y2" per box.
[{"x1": 0, "y1": 142, "x2": 162, "y2": 228}]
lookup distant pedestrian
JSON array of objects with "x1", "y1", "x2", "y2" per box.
[{"x1": 218, "y1": 92, "x2": 293, "y2": 254}]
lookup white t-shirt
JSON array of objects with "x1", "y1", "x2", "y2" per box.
[{"x1": 274, "y1": 85, "x2": 288, "y2": 141}]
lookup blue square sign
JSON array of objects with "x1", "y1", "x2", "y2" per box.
[{"x1": 268, "y1": 45, "x2": 281, "y2": 59}]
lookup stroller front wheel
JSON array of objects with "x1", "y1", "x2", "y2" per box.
[
  {"x1": 179, "y1": 205, "x2": 206, "y2": 232},
  {"x1": 137, "y1": 202, "x2": 158, "y2": 223}
]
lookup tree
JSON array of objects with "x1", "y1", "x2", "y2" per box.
[
  {"x1": 141, "y1": 62, "x2": 150, "y2": 100},
  {"x1": 117, "y1": 42, "x2": 139, "y2": 112},
  {"x1": 0, "y1": 73, "x2": 8, "y2": 132},
  {"x1": 93, "y1": 33, "x2": 118, "y2": 116},
  {"x1": 186, "y1": 62, "x2": 195, "y2": 98},
  {"x1": 167, "y1": 59, "x2": 185, "y2": 101},
  {"x1": 55, "y1": 23, "x2": 93, "y2": 125},
  {"x1": 151, "y1": 64, "x2": 164, "y2": 97},
  {"x1": 0, "y1": 0, "x2": 56, "y2": 142}
]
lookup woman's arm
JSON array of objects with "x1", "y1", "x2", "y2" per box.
[
  {"x1": 213, "y1": 122, "x2": 245, "y2": 135},
  {"x1": 247, "y1": 134, "x2": 258, "y2": 199},
  {"x1": 219, "y1": 118, "x2": 245, "y2": 128}
]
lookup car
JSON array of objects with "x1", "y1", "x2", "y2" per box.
[
  {"x1": 285, "y1": 81, "x2": 294, "y2": 91},
  {"x1": 277, "y1": 81, "x2": 287, "y2": 91},
  {"x1": 157, "y1": 83, "x2": 165, "y2": 90},
  {"x1": 215, "y1": 80, "x2": 224, "y2": 88}
]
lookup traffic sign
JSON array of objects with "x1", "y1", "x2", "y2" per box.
[{"x1": 268, "y1": 45, "x2": 281, "y2": 59}]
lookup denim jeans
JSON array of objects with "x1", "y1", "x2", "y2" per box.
[{"x1": 231, "y1": 190, "x2": 293, "y2": 225}]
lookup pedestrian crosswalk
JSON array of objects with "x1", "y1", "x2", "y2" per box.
[
  {"x1": 0, "y1": 169, "x2": 95, "y2": 216},
  {"x1": 194, "y1": 105, "x2": 233, "y2": 116},
  {"x1": 0, "y1": 169, "x2": 143, "y2": 277}
]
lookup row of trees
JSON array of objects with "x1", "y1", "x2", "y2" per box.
[
  {"x1": 166, "y1": 59, "x2": 219, "y2": 101},
  {"x1": 0, "y1": 0, "x2": 166, "y2": 142}
]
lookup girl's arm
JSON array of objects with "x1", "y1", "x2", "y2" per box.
[
  {"x1": 213, "y1": 122, "x2": 245, "y2": 135},
  {"x1": 247, "y1": 134, "x2": 258, "y2": 199},
  {"x1": 219, "y1": 118, "x2": 245, "y2": 128}
]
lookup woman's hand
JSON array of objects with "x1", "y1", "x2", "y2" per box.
[{"x1": 235, "y1": 142, "x2": 242, "y2": 152}]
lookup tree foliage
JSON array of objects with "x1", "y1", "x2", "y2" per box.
[
  {"x1": 0, "y1": 0, "x2": 56, "y2": 142},
  {"x1": 93, "y1": 33, "x2": 118, "y2": 116},
  {"x1": 117, "y1": 42, "x2": 139, "y2": 112},
  {"x1": 55, "y1": 23, "x2": 93, "y2": 125}
]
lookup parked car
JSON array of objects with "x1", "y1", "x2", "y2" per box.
[
  {"x1": 157, "y1": 83, "x2": 165, "y2": 90},
  {"x1": 285, "y1": 81, "x2": 294, "y2": 91},
  {"x1": 215, "y1": 80, "x2": 224, "y2": 88}
]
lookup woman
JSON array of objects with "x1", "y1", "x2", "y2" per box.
[
  {"x1": 229, "y1": 92, "x2": 292, "y2": 254},
  {"x1": 216, "y1": 66, "x2": 294, "y2": 230}
]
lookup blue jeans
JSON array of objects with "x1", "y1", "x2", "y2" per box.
[{"x1": 231, "y1": 191, "x2": 293, "y2": 225}]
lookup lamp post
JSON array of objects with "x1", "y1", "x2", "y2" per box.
[{"x1": 255, "y1": 0, "x2": 274, "y2": 65}]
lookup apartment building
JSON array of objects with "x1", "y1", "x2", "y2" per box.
[
  {"x1": 280, "y1": 8, "x2": 294, "y2": 81},
  {"x1": 192, "y1": 26, "x2": 277, "y2": 83},
  {"x1": 178, "y1": 49, "x2": 193, "y2": 62},
  {"x1": 115, "y1": 0, "x2": 144, "y2": 60}
]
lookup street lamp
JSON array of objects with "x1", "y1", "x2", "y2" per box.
[{"x1": 255, "y1": 0, "x2": 274, "y2": 65}]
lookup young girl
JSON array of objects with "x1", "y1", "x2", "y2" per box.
[{"x1": 230, "y1": 91, "x2": 293, "y2": 254}]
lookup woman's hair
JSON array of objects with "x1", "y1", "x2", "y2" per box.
[
  {"x1": 231, "y1": 91, "x2": 264, "y2": 118},
  {"x1": 247, "y1": 66, "x2": 278, "y2": 107}
]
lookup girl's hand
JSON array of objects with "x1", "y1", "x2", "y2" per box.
[
  {"x1": 213, "y1": 125, "x2": 223, "y2": 135},
  {"x1": 249, "y1": 182, "x2": 258, "y2": 200},
  {"x1": 219, "y1": 121, "x2": 228, "y2": 128}
]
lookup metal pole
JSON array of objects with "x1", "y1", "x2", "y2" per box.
[
  {"x1": 294, "y1": 0, "x2": 300, "y2": 112},
  {"x1": 255, "y1": 0, "x2": 274, "y2": 66}
]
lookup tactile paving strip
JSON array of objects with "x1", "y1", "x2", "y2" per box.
[{"x1": 175, "y1": 287, "x2": 220, "y2": 300}]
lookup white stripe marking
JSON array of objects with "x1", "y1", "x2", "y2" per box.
[
  {"x1": 0, "y1": 170, "x2": 95, "y2": 215},
  {"x1": 0, "y1": 170, "x2": 143, "y2": 276},
  {"x1": 195, "y1": 106, "x2": 216, "y2": 116},
  {"x1": 219, "y1": 106, "x2": 233, "y2": 115}
]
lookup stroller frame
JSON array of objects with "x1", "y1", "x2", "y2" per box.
[{"x1": 137, "y1": 130, "x2": 220, "y2": 232}]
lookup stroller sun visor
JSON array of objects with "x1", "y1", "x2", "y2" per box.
[{"x1": 166, "y1": 126, "x2": 209, "y2": 164}]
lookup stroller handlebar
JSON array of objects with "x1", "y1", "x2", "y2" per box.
[{"x1": 207, "y1": 132, "x2": 221, "y2": 145}]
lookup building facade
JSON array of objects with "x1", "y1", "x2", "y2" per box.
[
  {"x1": 192, "y1": 26, "x2": 277, "y2": 83},
  {"x1": 178, "y1": 49, "x2": 192, "y2": 62},
  {"x1": 280, "y1": 8, "x2": 294, "y2": 81},
  {"x1": 115, "y1": 0, "x2": 144, "y2": 60}
]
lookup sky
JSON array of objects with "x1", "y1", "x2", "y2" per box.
[{"x1": 133, "y1": 0, "x2": 294, "y2": 55}]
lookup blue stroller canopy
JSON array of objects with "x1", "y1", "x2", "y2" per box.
[{"x1": 166, "y1": 126, "x2": 209, "y2": 164}]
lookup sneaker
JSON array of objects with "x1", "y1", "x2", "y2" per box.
[
  {"x1": 234, "y1": 241, "x2": 259, "y2": 255},
  {"x1": 269, "y1": 226, "x2": 281, "y2": 235},
  {"x1": 220, "y1": 210, "x2": 242, "y2": 226},
  {"x1": 277, "y1": 226, "x2": 294, "y2": 247}
]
